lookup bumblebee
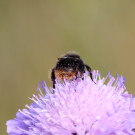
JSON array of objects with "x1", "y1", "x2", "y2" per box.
[{"x1": 51, "y1": 53, "x2": 93, "y2": 88}]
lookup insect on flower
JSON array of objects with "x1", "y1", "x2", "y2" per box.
[{"x1": 50, "y1": 53, "x2": 93, "y2": 88}]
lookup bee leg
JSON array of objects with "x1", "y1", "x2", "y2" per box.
[
  {"x1": 85, "y1": 64, "x2": 93, "y2": 81},
  {"x1": 75, "y1": 71, "x2": 78, "y2": 80},
  {"x1": 82, "y1": 73, "x2": 84, "y2": 80},
  {"x1": 51, "y1": 68, "x2": 56, "y2": 89}
]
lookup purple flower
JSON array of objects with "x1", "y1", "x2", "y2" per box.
[{"x1": 6, "y1": 71, "x2": 135, "y2": 135}]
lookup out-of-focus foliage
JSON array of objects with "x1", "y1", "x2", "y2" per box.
[{"x1": 0, "y1": 1, "x2": 135, "y2": 135}]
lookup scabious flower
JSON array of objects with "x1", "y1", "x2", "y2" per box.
[{"x1": 6, "y1": 71, "x2": 135, "y2": 135}]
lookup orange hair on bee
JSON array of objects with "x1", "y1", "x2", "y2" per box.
[{"x1": 55, "y1": 70, "x2": 76, "y2": 81}]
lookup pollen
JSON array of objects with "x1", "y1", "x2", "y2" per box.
[{"x1": 55, "y1": 70, "x2": 76, "y2": 81}]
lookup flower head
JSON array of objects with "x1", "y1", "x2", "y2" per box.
[{"x1": 6, "y1": 71, "x2": 135, "y2": 135}]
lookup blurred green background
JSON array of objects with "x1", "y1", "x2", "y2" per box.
[{"x1": 0, "y1": 1, "x2": 135, "y2": 134}]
